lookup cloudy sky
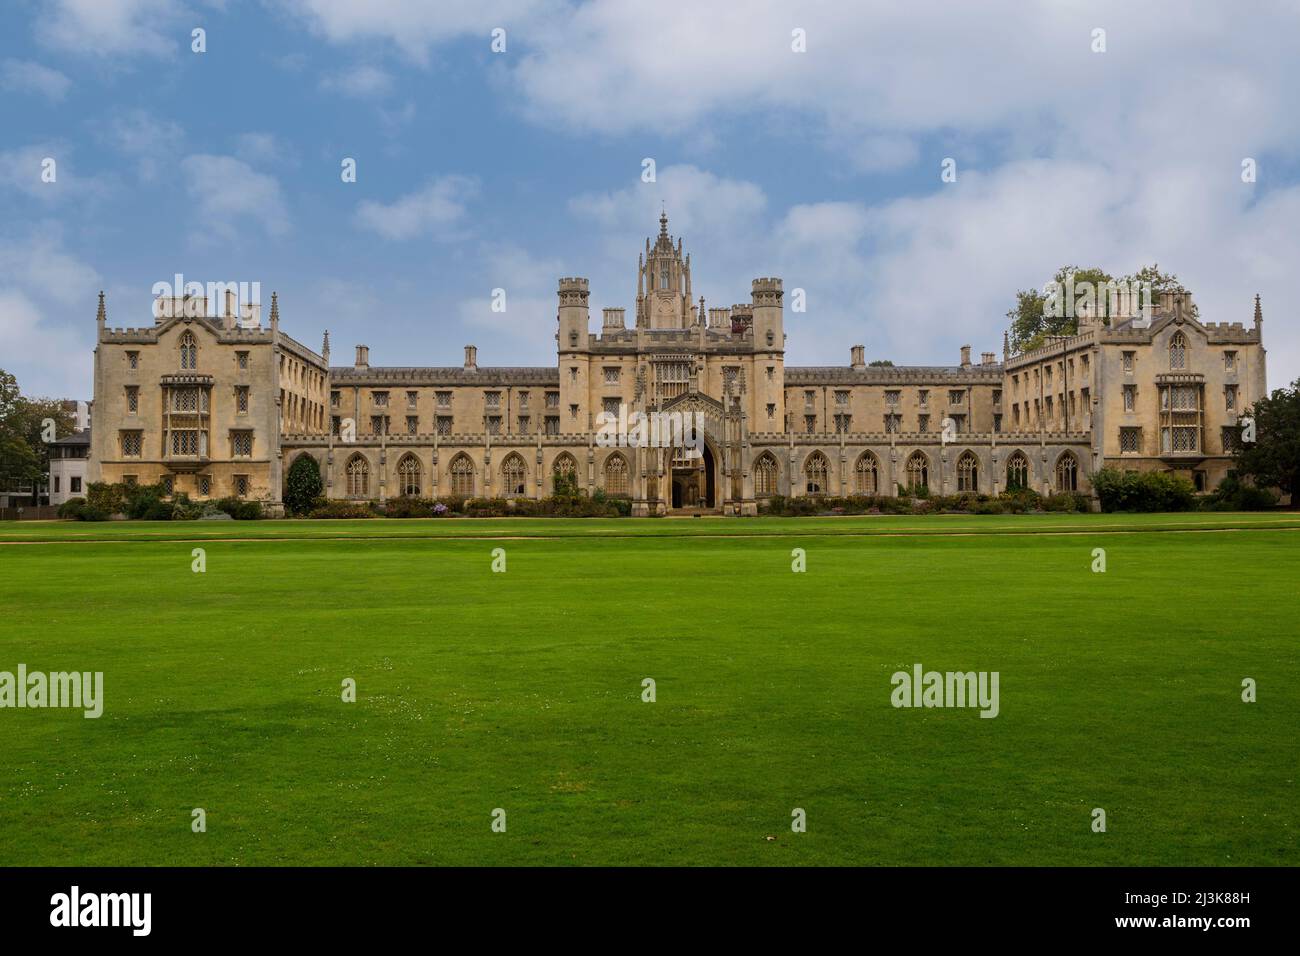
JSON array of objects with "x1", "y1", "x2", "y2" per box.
[{"x1": 3, "y1": 0, "x2": 1298, "y2": 398}]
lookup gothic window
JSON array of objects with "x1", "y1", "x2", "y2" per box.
[
  {"x1": 397, "y1": 454, "x2": 421, "y2": 497},
  {"x1": 1006, "y1": 451, "x2": 1030, "y2": 490},
  {"x1": 854, "y1": 452, "x2": 879, "y2": 494},
  {"x1": 754, "y1": 453, "x2": 778, "y2": 498},
  {"x1": 179, "y1": 332, "x2": 197, "y2": 370},
  {"x1": 501, "y1": 453, "x2": 527, "y2": 497},
  {"x1": 120, "y1": 431, "x2": 142, "y2": 457},
  {"x1": 804, "y1": 451, "x2": 829, "y2": 496},
  {"x1": 1169, "y1": 332, "x2": 1187, "y2": 370},
  {"x1": 346, "y1": 454, "x2": 369, "y2": 498},
  {"x1": 1120, "y1": 427, "x2": 1141, "y2": 453},
  {"x1": 1056, "y1": 451, "x2": 1079, "y2": 492},
  {"x1": 603, "y1": 453, "x2": 629, "y2": 495},
  {"x1": 956, "y1": 451, "x2": 979, "y2": 492},
  {"x1": 552, "y1": 452, "x2": 577, "y2": 492},
  {"x1": 450, "y1": 453, "x2": 475, "y2": 496},
  {"x1": 231, "y1": 431, "x2": 253, "y2": 457},
  {"x1": 905, "y1": 451, "x2": 929, "y2": 492}
]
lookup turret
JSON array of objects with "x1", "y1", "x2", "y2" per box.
[
  {"x1": 751, "y1": 278, "x2": 783, "y2": 351},
  {"x1": 557, "y1": 277, "x2": 590, "y2": 353}
]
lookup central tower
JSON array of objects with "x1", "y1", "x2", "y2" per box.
[{"x1": 636, "y1": 211, "x2": 696, "y2": 330}]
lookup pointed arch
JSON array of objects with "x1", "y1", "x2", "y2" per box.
[
  {"x1": 753, "y1": 451, "x2": 779, "y2": 498},
  {"x1": 552, "y1": 452, "x2": 578, "y2": 493},
  {"x1": 178, "y1": 331, "x2": 198, "y2": 370},
  {"x1": 501, "y1": 452, "x2": 527, "y2": 497},
  {"x1": 956, "y1": 450, "x2": 979, "y2": 492},
  {"x1": 1055, "y1": 450, "x2": 1079, "y2": 492},
  {"x1": 853, "y1": 451, "x2": 879, "y2": 495},
  {"x1": 1169, "y1": 331, "x2": 1187, "y2": 370},
  {"x1": 396, "y1": 453, "x2": 421, "y2": 497},
  {"x1": 803, "y1": 451, "x2": 829, "y2": 496},
  {"x1": 449, "y1": 452, "x2": 475, "y2": 496},
  {"x1": 905, "y1": 451, "x2": 929, "y2": 492},
  {"x1": 345, "y1": 453, "x2": 370, "y2": 498},
  {"x1": 1006, "y1": 450, "x2": 1030, "y2": 491},
  {"x1": 603, "y1": 452, "x2": 629, "y2": 495}
]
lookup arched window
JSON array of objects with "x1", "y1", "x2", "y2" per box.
[
  {"x1": 501, "y1": 453, "x2": 527, "y2": 497},
  {"x1": 1169, "y1": 331, "x2": 1187, "y2": 370},
  {"x1": 603, "y1": 453, "x2": 628, "y2": 495},
  {"x1": 804, "y1": 451, "x2": 829, "y2": 496},
  {"x1": 1006, "y1": 451, "x2": 1030, "y2": 491},
  {"x1": 345, "y1": 454, "x2": 369, "y2": 498},
  {"x1": 179, "y1": 331, "x2": 197, "y2": 370},
  {"x1": 854, "y1": 452, "x2": 879, "y2": 495},
  {"x1": 450, "y1": 453, "x2": 475, "y2": 496},
  {"x1": 552, "y1": 452, "x2": 577, "y2": 493},
  {"x1": 957, "y1": 451, "x2": 979, "y2": 492},
  {"x1": 1056, "y1": 451, "x2": 1079, "y2": 491},
  {"x1": 905, "y1": 451, "x2": 929, "y2": 492},
  {"x1": 396, "y1": 454, "x2": 421, "y2": 497},
  {"x1": 753, "y1": 452, "x2": 778, "y2": 498}
]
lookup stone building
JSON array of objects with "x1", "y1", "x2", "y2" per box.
[{"x1": 87, "y1": 214, "x2": 1267, "y2": 514}]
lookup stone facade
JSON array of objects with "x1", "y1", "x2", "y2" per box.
[{"x1": 87, "y1": 214, "x2": 1267, "y2": 514}]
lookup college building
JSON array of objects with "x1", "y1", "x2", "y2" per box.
[{"x1": 87, "y1": 213, "x2": 1267, "y2": 515}]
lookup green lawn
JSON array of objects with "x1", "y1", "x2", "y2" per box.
[{"x1": 0, "y1": 514, "x2": 1295, "y2": 865}]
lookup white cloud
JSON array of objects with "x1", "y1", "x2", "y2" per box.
[
  {"x1": 320, "y1": 65, "x2": 394, "y2": 98},
  {"x1": 96, "y1": 109, "x2": 185, "y2": 181},
  {"x1": 234, "y1": 132, "x2": 291, "y2": 166},
  {"x1": 180, "y1": 154, "x2": 291, "y2": 241},
  {"x1": 284, "y1": 0, "x2": 549, "y2": 61},
  {"x1": 354, "y1": 175, "x2": 478, "y2": 240},
  {"x1": 0, "y1": 59, "x2": 72, "y2": 100},
  {"x1": 37, "y1": 0, "x2": 183, "y2": 57},
  {"x1": 0, "y1": 228, "x2": 100, "y2": 397}
]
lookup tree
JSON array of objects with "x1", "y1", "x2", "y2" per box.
[
  {"x1": 0, "y1": 370, "x2": 73, "y2": 496},
  {"x1": 283, "y1": 454, "x2": 323, "y2": 515},
  {"x1": 1234, "y1": 379, "x2": 1300, "y2": 507},
  {"x1": 1006, "y1": 263, "x2": 1190, "y2": 355},
  {"x1": 868, "y1": 359, "x2": 894, "y2": 367}
]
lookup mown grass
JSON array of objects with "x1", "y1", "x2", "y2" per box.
[{"x1": 0, "y1": 515, "x2": 1294, "y2": 865}]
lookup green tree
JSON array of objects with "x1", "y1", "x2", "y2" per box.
[
  {"x1": 1234, "y1": 379, "x2": 1300, "y2": 507},
  {"x1": 868, "y1": 359, "x2": 894, "y2": 367},
  {"x1": 0, "y1": 370, "x2": 73, "y2": 494},
  {"x1": 1006, "y1": 264, "x2": 1191, "y2": 356},
  {"x1": 283, "y1": 454, "x2": 324, "y2": 515}
]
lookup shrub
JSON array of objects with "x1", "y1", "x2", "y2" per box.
[
  {"x1": 1091, "y1": 467, "x2": 1196, "y2": 512},
  {"x1": 215, "y1": 497, "x2": 263, "y2": 520},
  {"x1": 85, "y1": 481, "x2": 126, "y2": 516},
  {"x1": 57, "y1": 497, "x2": 86, "y2": 519},
  {"x1": 1203, "y1": 472, "x2": 1278, "y2": 512},
  {"x1": 284, "y1": 455, "x2": 324, "y2": 516},
  {"x1": 308, "y1": 500, "x2": 376, "y2": 519}
]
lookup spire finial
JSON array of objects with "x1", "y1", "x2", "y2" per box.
[
  {"x1": 270, "y1": 291, "x2": 279, "y2": 324},
  {"x1": 96, "y1": 290, "x2": 106, "y2": 325},
  {"x1": 323, "y1": 329, "x2": 330, "y2": 357},
  {"x1": 1003, "y1": 329, "x2": 1010, "y2": 359},
  {"x1": 659, "y1": 206, "x2": 668, "y2": 238},
  {"x1": 1254, "y1": 292, "x2": 1263, "y2": 327},
  {"x1": 699, "y1": 295, "x2": 706, "y2": 326}
]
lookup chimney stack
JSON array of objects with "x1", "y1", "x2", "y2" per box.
[
  {"x1": 355, "y1": 345, "x2": 369, "y2": 369},
  {"x1": 850, "y1": 345, "x2": 865, "y2": 369},
  {"x1": 224, "y1": 289, "x2": 237, "y2": 329},
  {"x1": 602, "y1": 308, "x2": 625, "y2": 330},
  {"x1": 464, "y1": 345, "x2": 478, "y2": 370},
  {"x1": 960, "y1": 345, "x2": 972, "y2": 368},
  {"x1": 981, "y1": 352, "x2": 996, "y2": 366}
]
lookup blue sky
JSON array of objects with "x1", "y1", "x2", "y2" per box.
[{"x1": 3, "y1": 0, "x2": 1300, "y2": 398}]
